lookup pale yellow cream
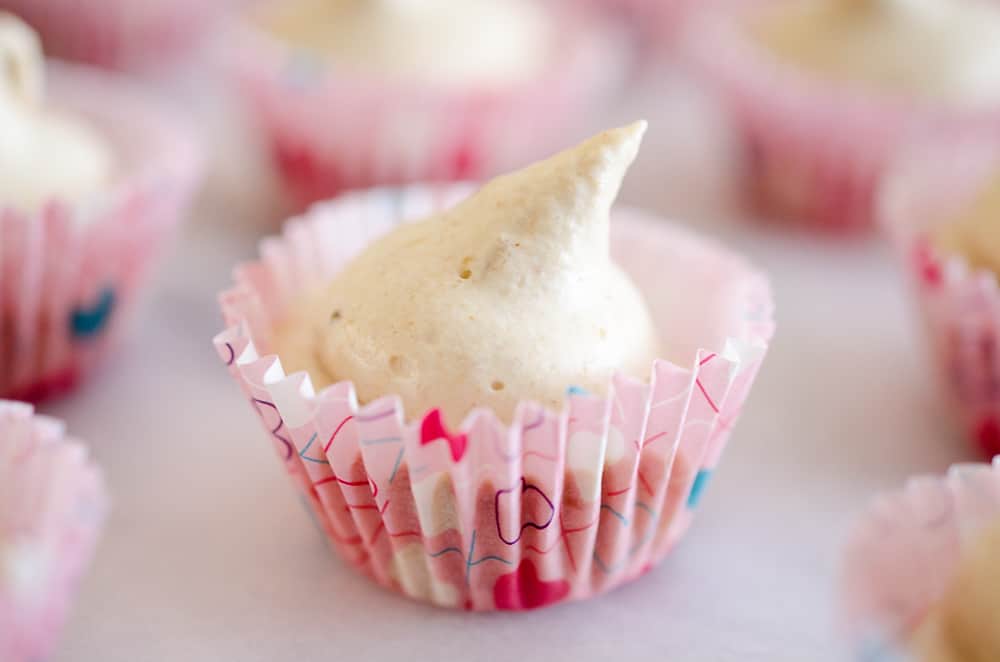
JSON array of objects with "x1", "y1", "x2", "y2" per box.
[
  {"x1": 752, "y1": 0, "x2": 1000, "y2": 107},
  {"x1": 276, "y1": 122, "x2": 662, "y2": 423},
  {"x1": 910, "y1": 520, "x2": 1000, "y2": 662},
  {"x1": 253, "y1": 0, "x2": 553, "y2": 86},
  {"x1": 0, "y1": 13, "x2": 113, "y2": 214},
  {"x1": 935, "y1": 176, "x2": 1000, "y2": 274}
]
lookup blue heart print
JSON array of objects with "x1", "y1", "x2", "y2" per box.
[{"x1": 70, "y1": 287, "x2": 116, "y2": 340}]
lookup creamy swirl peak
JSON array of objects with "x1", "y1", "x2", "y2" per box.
[
  {"x1": 0, "y1": 13, "x2": 114, "y2": 214},
  {"x1": 751, "y1": 0, "x2": 1000, "y2": 106},
  {"x1": 255, "y1": 0, "x2": 553, "y2": 85},
  {"x1": 277, "y1": 122, "x2": 663, "y2": 423}
]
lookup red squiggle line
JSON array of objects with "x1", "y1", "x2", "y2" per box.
[
  {"x1": 522, "y1": 450, "x2": 561, "y2": 462},
  {"x1": 606, "y1": 486, "x2": 632, "y2": 497},
  {"x1": 639, "y1": 430, "x2": 669, "y2": 450},
  {"x1": 387, "y1": 529, "x2": 422, "y2": 539},
  {"x1": 369, "y1": 521, "x2": 386, "y2": 546},
  {"x1": 346, "y1": 500, "x2": 391, "y2": 514},
  {"x1": 696, "y1": 354, "x2": 721, "y2": 414},
  {"x1": 637, "y1": 469, "x2": 654, "y2": 497},
  {"x1": 314, "y1": 473, "x2": 368, "y2": 488},
  {"x1": 324, "y1": 415, "x2": 354, "y2": 452},
  {"x1": 523, "y1": 537, "x2": 563, "y2": 555},
  {"x1": 695, "y1": 379, "x2": 720, "y2": 414}
]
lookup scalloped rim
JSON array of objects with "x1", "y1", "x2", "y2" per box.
[{"x1": 214, "y1": 185, "x2": 775, "y2": 433}]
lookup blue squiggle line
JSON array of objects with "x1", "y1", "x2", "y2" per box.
[
  {"x1": 298, "y1": 433, "x2": 328, "y2": 464},
  {"x1": 592, "y1": 501, "x2": 659, "y2": 574},
  {"x1": 361, "y1": 436, "x2": 402, "y2": 446},
  {"x1": 388, "y1": 446, "x2": 405, "y2": 484},
  {"x1": 428, "y1": 546, "x2": 463, "y2": 559}
]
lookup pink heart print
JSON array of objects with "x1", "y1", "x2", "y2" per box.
[
  {"x1": 420, "y1": 408, "x2": 468, "y2": 462},
  {"x1": 493, "y1": 559, "x2": 571, "y2": 611}
]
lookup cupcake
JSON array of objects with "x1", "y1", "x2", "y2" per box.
[
  {"x1": 881, "y1": 135, "x2": 1000, "y2": 457},
  {"x1": 842, "y1": 460, "x2": 1000, "y2": 661},
  {"x1": 0, "y1": 0, "x2": 225, "y2": 68},
  {"x1": 0, "y1": 13, "x2": 202, "y2": 401},
  {"x1": 229, "y1": 0, "x2": 631, "y2": 210},
  {"x1": 679, "y1": 0, "x2": 1000, "y2": 231},
  {"x1": 214, "y1": 122, "x2": 774, "y2": 610},
  {"x1": 0, "y1": 400, "x2": 107, "y2": 661}
]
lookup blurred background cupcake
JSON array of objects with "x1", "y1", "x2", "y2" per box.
[
  {"x1": 0, "y1": 0, "x2": 230, "y2": 69},
  {"x1": 226, "y1": 0, "x2": 633, "y2": 210},
  {"x1": 679, "y1": 0, "x2": 1000, "y2": 232},
  {"x1": 881, "y1": 133, "x2": 1000, "y2": 458},
  {"x1": 0, "y1": 13, "x2": 202, "y2": 401},
  {"x1": 842, "y1": 460, "x2": 1000, "y2": 661},
  {"x1": 0, "y1": 400, "x2": 107, "y2": 662}
]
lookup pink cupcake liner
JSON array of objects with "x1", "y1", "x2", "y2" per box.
[
  {"x1": 0, "y1": 62, "x2": 202, "y2": 402},
  {"x1": 880, "y1": 135, "x2": 1000, "y2": 458},
  {"x1": 841, "y1": 459, "x2": 1000, "y2": 660},
  {"x1": 228, "y1": 4, "x2": 632, "y2": 211},
  {"x1": 0, "y1": 0, "x2": 224, "y2": 68},
  {"x1": 677, "y1": 5, "x2": 1000, "y2": 232},
  {"x1": 0, "y1": 400, "x2": 108, "y2": 662},
  {"x1": 212, "y1": 184, "x2": 774, "y2": 610}
]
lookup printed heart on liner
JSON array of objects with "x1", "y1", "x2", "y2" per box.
[
  {"x1": 494, "y1": 477, "x2": 555, "y2": 545},
  {"x1": 420, "y1": 408, "x2": 467, "y2": 462},
  {"x1": 493, "y1": 559, "x2": 570, "y2": 610},
  {"x1": 69, "y1": 287, "x2": 116, "y2": 340}
]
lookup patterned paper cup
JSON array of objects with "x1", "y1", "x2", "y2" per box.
[
  {"x1": 228, "y1": 4, "x2": 632, "y2": 211},
  {"x1": 0, "y1": 62, "x2": 202, "y2": 402},
  {"x1": 841, "y1": 459, "x2": 1000, "y2": 661},
  {"x1": 213, "y1": 184, "x2": 774, "y2": 610},
  {"x1": 677, "y1": 4, "x2": 1000, "y2": 233},
  {"x1": 880, "y1": 135, "x2": 1000, "y2": 458},
  {"x1": 0, "y1": 400, "x2": 108, "y2": 662},
  {"x1": 0, "y1": 0, "x2": 225, "y2": 68}
]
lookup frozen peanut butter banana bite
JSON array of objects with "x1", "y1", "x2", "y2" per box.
[
  {"x1": 933, "y1": 176, "x2": 1000, "y2": 276},
  {"x1": 0, "y1": 13, "x2": 113, "y2": 213},
  {"x1": 909, "y1": 520, "x2": 1000, "y2": 662},
  {"x1": 750, "y1": 0, "x2": 1000, "y2": 107},
  {"x1": 253, "y1": 0, "x2": 553, "y2": 86},
  {"x1": 276, "y1": 121, "x2": 663, "y2": 423}
]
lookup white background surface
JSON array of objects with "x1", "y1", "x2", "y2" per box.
[{"x1": 40, "y1": 61, "x2": 978, "y2": 662}]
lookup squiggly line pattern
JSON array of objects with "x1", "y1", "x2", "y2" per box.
[{"x1": 250, "y1": 398, "x2": 293, "y2": 461}]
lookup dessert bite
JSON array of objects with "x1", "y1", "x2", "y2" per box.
[
  {"x1": 750, "y1": 0, "x2": 1000, "y2": 107},
  {"x1": 276, "y1": 122, "x2": 663, "y2": 423},
  {"x1": 0, "y1": 13, "x2": 113, "y2": 213},
  {"x1": 252, "y1": 0, "x2": 553, "y2": 86}
]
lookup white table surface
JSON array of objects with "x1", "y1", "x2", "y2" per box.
[{"x1": 40, "y1": 62, "x2": 978, "y2": 662}]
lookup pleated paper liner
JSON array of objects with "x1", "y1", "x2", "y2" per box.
[
  {"x1": 214, "y1": 184, "x2": 774, "y2": 610},
  {"x1": 0, "y1": 400, "x2": 108, "y2": 662},
  {"x1": 677, "y1": 4, "x2": 1000, "y2": 232},
  {"x1": 0, "y1": 61, "x2": 202, "y2": 402},
  {"x1": 227, "y1": 2, "x2": 632, "y2": 211},
  {"x1": 880, "y1": 134, "x2": 1000, "y2": 457},
  {"x1": 842, "y1": 459, "x2": 1000, "y2": 661}
]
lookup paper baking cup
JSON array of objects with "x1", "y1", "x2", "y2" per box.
[
  {"x1": 0, "y1": 62, "x2": 201, "y2": 402},
  {"x1": 0, "y1": 0, "x2": 223, "y2": 68},
  {"x1": 841, "y1": 459, "x2": 1000, "y2": 661},
  {"x1": 677, "y1": 6, "x2": 1000, "y2": 233},
  {"x1": 229, "y1": 6, "x2": 631, "y2": 210},
  {"x1": 213, "y1": 184, "x2": 774, "y2": 610},
  {"x1": 0, "y1": 400, "x2": 108, "y2": 662},
  {"x1": 880, "y1": 135, "x2": 1000, "y2": 458}
]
